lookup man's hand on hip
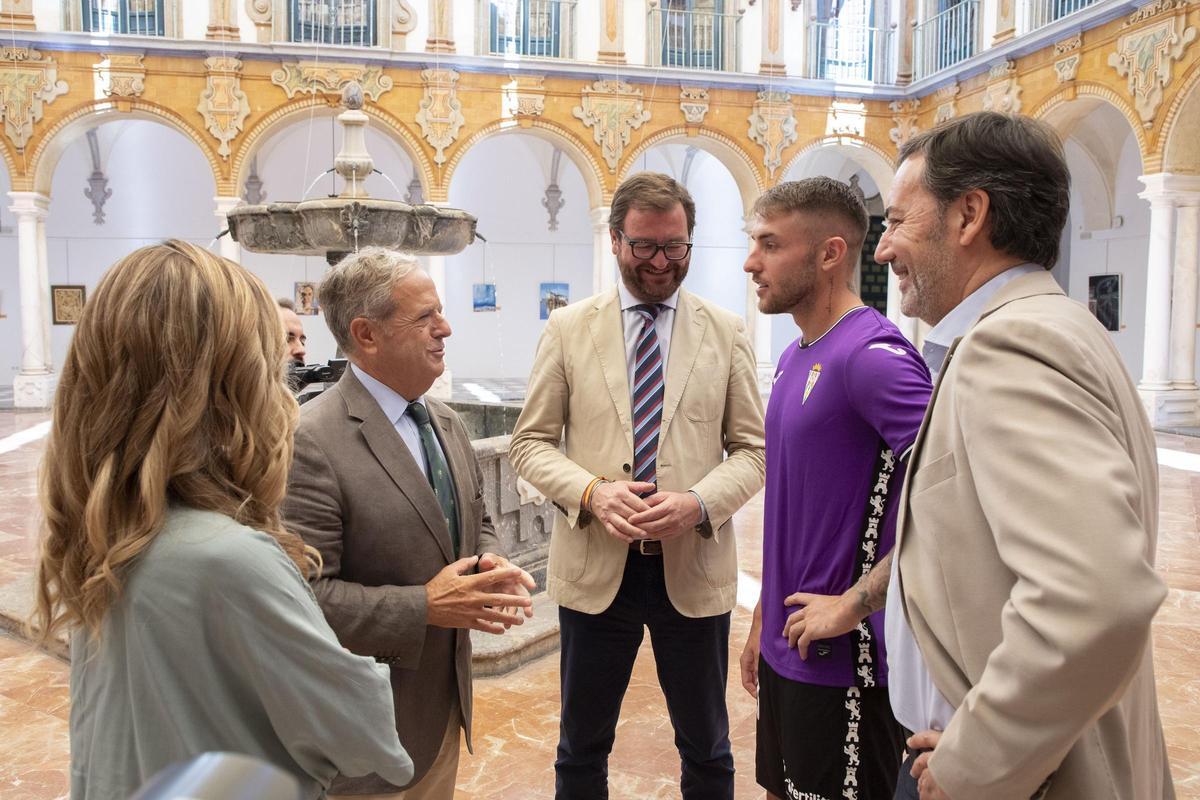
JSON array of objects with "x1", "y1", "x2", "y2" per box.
[
  {"x1": 782, "y1": 591, "x2": 867, "y2": 659},
  {"x1": 589, "y1": 480, "x2": 656, "y2": 543},
  {"x1": 425, "y1": 556, "x2": 533, "y2": 634},
  {"x1": 627, "y1": 491, "x2": 703, "y2": 540}
]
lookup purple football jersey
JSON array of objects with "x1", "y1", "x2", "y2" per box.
[{"x1": 760, "y1": 306, "x2": 932, "y2": 688}]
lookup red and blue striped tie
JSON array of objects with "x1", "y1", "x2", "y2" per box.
[{"x1": 631, "y1": 303, "x2": 666, "y2": 488}]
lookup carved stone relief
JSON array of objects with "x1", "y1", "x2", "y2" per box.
[
  {"x1": 1109, "y1": 2, "x2": 1198, "y2": 125},
  {"x1": 1054, "y1": 35, "x2": 1083, "y2": 83},
  {"x1": 543, "y1": 148, "x2": 566, "y2": 232},
  {"x1": 679, "y1": 86, "x2": 710, "y2": 125},
  {"x1": 245, "y1": 0, "x2": 272, "y2": 43},
  {"x1": 747, "y1": 90, "x2": 797, "y2": 177},
  {"x1": 272, "y1": 62, "x2": 394, "y2": 101},
  {"x1": 828, "y1": 99, "x2": 867, "y2": 137},
  {"x1": 503, "y1": 74, "x2": 546, "y2": 117},
  {"x1": 198, "y1": 56, "x2": 250, "y2": 159},
  {"x1": 933, "y1": 83, "x2": 959, "y2": 125},
  {"x1": 95, "y1": 53, "x2": 145, "y2": 98},
  {"x1": 0, "y1": 47, "x2": 67, "y2": 150},
  {"x1": 981, "y1": 60, "x2": 1022, "y2": 114},
  {"x1": 572, "y1": 80, "x2": 652, "y2": 172},
  {"x1": 889, "y1": 98, "x2": 920, "y2": 147},
  {"x1": 415, "y1": 68, "x2": 465, "y2": 166},
  {"x1": 393, "y1": 0, "x2": 417, "y2": 49}
]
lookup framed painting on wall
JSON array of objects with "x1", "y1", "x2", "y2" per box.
[
  {"x1": 294, "y1": 281, "x2": 320, "y2": 315},
  {"x1": 1087, "y1": 274, "x2": 1121, "y2": 332},
  {"x1": 473, "y1": 283, "x2": 498, "y2": 312},
  {"x1": 539, "y1": 282, "x2": 569, "y2": 320},
  {"x1": 51, "y1": 285, "x2": 86, "y2": 325}
]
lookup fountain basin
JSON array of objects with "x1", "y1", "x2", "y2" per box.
[{"x1": 228, "y1": 199, "x2": 477, "y2": 257}]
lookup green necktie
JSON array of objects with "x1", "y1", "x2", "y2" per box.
[{"x1": 405, "y1": 401, "x2": 460, "y2": 556}]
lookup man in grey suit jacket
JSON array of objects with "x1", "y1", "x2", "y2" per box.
[{"x1": 283, "y1": 247, "x2": 535, "y2": 800}]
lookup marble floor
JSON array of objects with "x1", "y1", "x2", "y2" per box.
[{"x1": 0, "y1": 409, "x2": 1196, "y2": 799}]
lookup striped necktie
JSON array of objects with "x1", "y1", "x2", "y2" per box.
[{"x1": 631, "y1": 303, "x2": 667, "y2": 488}]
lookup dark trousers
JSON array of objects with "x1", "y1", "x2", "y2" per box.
[
  {"x1": 894, "y1": 749, "x2": 925, "y2": 800},
  {"x1": 555, "y1": 552, "x2": 734, "y2": 800}
]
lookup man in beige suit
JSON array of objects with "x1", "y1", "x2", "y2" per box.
[
  {"x1": 874, "y1": 112, "x2": 1174, "y2": 799},
  {"x1": 509, "y1": 172, "x2": 765, "y2": 799},
  {"x1": 283, "y1": 248, "x2": 534, "y2": 799}
]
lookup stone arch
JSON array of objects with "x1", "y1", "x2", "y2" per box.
[
  {"x1": 26, "y1": 99, "x2": 222, "y2": 196},
  {"x1": 783, "y1": 136, "x2": 897, "y2": 200},
  {"x1": 441, "y1": 118, "x2": 607, "y2": 209},
  {"x1": 1160, "y1": 60, "x2": 1200, "y2": 174},
  {"x1": 0, "y1": 136, "x2": 19, "y2": 189},
  {"x1": 231, "y1": 97, "x2": 435, "y2": 202},
  {"x1": 1031, "y1": 84, "x2": 1149, "y2": 167},
  {"x1": 1033, "y1": 87, "x2": 1147, "y2": 231},
  {"x1": 619, "y1": 127, "x2": 765, "y2": 213}
]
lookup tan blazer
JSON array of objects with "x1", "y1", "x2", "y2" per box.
[
  {"x1": 282, "y1": 368, "x2": 502, "y2": 794},
  {"x1": 509, "y1": 287, "x2": 765, "y2": 618},
  {"x1": 896, "y1": 271, "x2": 1174, "y2": 799}
]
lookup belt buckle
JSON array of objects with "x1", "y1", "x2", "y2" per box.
[{"x1": 637, "y1": 539, "x2": 660, "y2": 555}]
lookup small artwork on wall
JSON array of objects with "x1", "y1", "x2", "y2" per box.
[
  {"x1": 1088, "y1": 274, "x2": 1121, "y2": 332},
  {"x1": 51, "y1": 285, "x2": 86, "y2": 325},
  {"x1": 294, "y1": 281, "x2": 320, "y2": 316},
  {"x1": 473, "y1": 283, "x2": 498, "y2": 312},
  {"x1": 539, "y1": 282, "x2": 569, "y2": 320}
]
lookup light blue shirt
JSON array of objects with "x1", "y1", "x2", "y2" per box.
[
  {"x1": 351, "y1": 363, "x2": 447, "y2": 476},
  {"x1": 887, "y1": 263, "x2": 1043, "y2": 734},
  {"x1": 617, "y1": 280, "x2": 679, "y2": 394}
]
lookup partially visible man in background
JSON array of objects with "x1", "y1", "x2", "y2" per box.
[{"x1": 277, "y1": 297, "x2": 307, "y2": 366}]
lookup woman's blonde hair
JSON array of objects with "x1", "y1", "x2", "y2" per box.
[{"x1": 31, "y1": 239, "x2": 314, "y2": 645}]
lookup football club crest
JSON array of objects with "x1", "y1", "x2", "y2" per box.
[{"x1": 803, "y1": 364, "x2": 822, "y2": 404}]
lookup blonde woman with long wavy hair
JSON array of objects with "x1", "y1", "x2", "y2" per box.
[{"x1": 32, "y1": 240, "x2": 413, "y2": 800}]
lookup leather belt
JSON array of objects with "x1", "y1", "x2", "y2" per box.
[{"x1": 630, "y1": 539, "x2": 663, "y2": 556}]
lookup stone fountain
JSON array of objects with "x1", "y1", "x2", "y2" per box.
[
  {"x1": 225, "y1": 83, "x2": 558, "y2": 675},
  {"x1": 226, "y1": 82, "x2": 477, "y2": 264}
]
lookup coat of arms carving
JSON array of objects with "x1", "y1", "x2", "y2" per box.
[
  {"x1": 198, "y1": 56, "x2": 250, "y2": 159},
  {"x1": 572, "y1": 80, "x2": 652, "y2": 172},
  {"x1": 747, "y1": 90, "x2": 797, "y2": 177},
  {"x1": 415, "y1": 68, "x2": 465, "y2": 166}
]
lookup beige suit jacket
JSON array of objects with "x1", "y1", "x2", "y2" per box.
[
  {"x1": 896, "y1": 270, "x2": 1174, "y2": 799},
  {"x1": 509, "y1": 287, "x2": 765, "y2": 618},
  {"x1": 282, "y1": 368, "x2": 502, "y2": 794}
]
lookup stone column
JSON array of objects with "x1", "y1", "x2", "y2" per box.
[
  {"x1": 760, "y1": 0, "x2": 787, "y2": 76},
  {"x1": 0, "y1": 0, "x2": 35, "y2": 30},
  {"x1": 591, "y1": 206, "x2": 617, "y2": 295},
  {"x1": 207, "y1": 0, "x2": 240, "y2": 39},
  {"x1": 1164, "y1": 184, "x2": 1200, "y2": 426},
  {"x1": 895, "y1": 0, "x2": 915, "y2": 84},
  {"x1": 426, "y1": 0, "x2": 455, "y2": 53},
  {"x1": 886, "y1": 269, "x2": 921, "y2": 344},
  {"x1": 744, "y1": 275, "x2": 775, "y2": 394},
  {"x1": 425, "y1": 200, "x2": 453, "y2": 399},
  {"x1": 598, "y1": 0, "x2": 626, "y2": 64},
  {"x1": 214, "y1": 196, "x2": 243, "y2": 263},
  {"x1": 36, "y1": 212, "x2": 51, "y2": 368},
  {"x1": 993, "y1": 0, "x2": 1016, "y2": 44},
  {"x1": 1138, "y1": 174, "x2": 1182, "y2": 425},
  {"x1": 9, "y1": 192, "x2": 54, "y2": 408}
]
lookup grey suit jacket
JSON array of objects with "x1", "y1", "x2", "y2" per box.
[
  {"x1": 896, "y1": 271, "x2": 1174, "y2": 799},
  {"x1": 283, "y1": 368, "x2": 501, "y2": 794}
]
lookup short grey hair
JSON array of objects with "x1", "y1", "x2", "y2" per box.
[{"x1": 319, "y1": 247, "x2": 420, "y2": 354}]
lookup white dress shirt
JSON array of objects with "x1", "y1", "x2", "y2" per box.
[
  {"x1": 887, "y1": 262, "x2": 1042, "y2": 734},
  {"x1": 351, "y1": 362, "x2": 447, "y2": 476}
]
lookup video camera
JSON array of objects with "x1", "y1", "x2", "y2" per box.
[{"x1": 287, "y1": 358, "x2": 348, "y2": 405}]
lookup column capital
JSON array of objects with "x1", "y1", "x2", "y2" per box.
[
  {"x1": 1138, "y1": 173, "x2": 1200, "y2": 203},
  {"x1": 590, "y1": 205, "x2": 612, "y2": 231},
  {"x1": 213, "y1": 194, "x2": 244, "y2": 215},
  {"x1": 7, "y1": 191, "x2": 49, "y2": 218}
]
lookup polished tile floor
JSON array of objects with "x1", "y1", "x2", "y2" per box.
[{"x1": 0, "y1": 409, "x2": 1196, "y2": 799}]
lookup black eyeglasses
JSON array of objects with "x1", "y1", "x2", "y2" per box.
[{"x1": 617, "y1": 231, "x2": 693, "y2": 262}]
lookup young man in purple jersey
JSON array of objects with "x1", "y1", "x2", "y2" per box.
[{"x1": 739, "y1": 177, "x2": 932, "y2": 800}]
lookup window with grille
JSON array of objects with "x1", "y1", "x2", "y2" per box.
[
  {"x1": 82, "y1": 0, "x2": 165, "y2": 36},
  {"x1": 291, "y1": 0, "x2": 377, "y2": 46}
]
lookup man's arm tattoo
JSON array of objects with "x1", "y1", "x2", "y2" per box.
[{"x1": 853, "y1": 551, "x2": 892, "y2": 614}]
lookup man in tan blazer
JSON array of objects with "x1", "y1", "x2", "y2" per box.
[
  {"x1": 509, "y1": 172, "x2": 766, "y2": 799},
  {"x1": 283, "y1": 247, "x2": 534, "y2": 799},
  {"x1": 874, "y1": 112, "x2": 1174, "y2": 799}
]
